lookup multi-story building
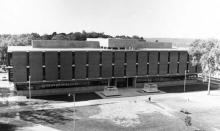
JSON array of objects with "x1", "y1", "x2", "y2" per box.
[{"x1": 7, "y1": 39, "x2": 200, "y2": 96}]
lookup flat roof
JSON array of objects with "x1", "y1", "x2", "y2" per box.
[{"x1": 7, "y1": 46, "x2": 188, "y2": 52}]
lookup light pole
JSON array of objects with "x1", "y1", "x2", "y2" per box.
[
  {"x1": 28, "y1": 75, "x2": 31, "y2": 99},
  {"x1": 68, "y1": 93, "x2": 76, "y2": 131},
  {"x1": 184, "y1": 70, "x2": 189, "y2": 93}
]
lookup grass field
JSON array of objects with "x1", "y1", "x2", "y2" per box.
[{"x1": 0, "y1": 84, "x2": 220, "y2": 131}]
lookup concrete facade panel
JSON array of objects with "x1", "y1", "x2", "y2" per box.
[
  {"x1": 149, "y1": 51, "x2": 158, "y2": 75},
  {"x1": 169, "y1": 52, "x2": 178, "y2": 74},
  {"x1": 179, "y1": 52, "x2": 187, "y2": 74},
  {"x1": 126, "y1": 51, "x2": 136, "y2": 76},
  {"x1": 75, "y1": 51, "x2": 87, "y2": 79},
  {"x1": 60, "y1": 52, "x2": 72, "y2": 80},
  {"x1": 114, "y1": 51, "x2": 124, "y2": 77},
  {"x1": 45, "y1": 52, "x2": 58, "y2": 81},
  {"x1": 159, "y1": 51, "x2": 168, "y2": 75},
  {"x1": 88, "y1": 51, "x2": 100, "y2": 78},
  {"x1": 30, "y1": 52, "x2": 43, "y2": 81},
  {"x1": 138, "y1": 51, "x2": 148, "y2": 76},
  {"x1": 102, "y1": 51, "x2": 112, "y2": 78},
  {"x1": 13, "y1": 52, "x2": 27, "y2": 82}
]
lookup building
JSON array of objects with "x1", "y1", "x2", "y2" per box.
[{"x1": 7, "y1": 39, "x2": 200, "y2": 96}]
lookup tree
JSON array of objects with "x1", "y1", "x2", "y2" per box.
[{"x1": 188, "y1": 39, "x2": 220, "y2": 95}]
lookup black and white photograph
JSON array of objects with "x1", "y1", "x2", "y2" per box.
[{"x1": 0, "y1": 0, "x2": 220, "y2": 130}]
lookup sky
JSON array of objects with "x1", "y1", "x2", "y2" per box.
[{"x1": 0, "y1": 0, "x2": 220, "y2": 38}]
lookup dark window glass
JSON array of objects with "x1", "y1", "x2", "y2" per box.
[
  {"x1": 158, "y1": 52, "x2": 160, "y2": 62},
  {"x1": 99, "y1": 66, "x2": 102, "y2": 77},
  {"x1": 112, "y1": 65, "x2": 114, "y2": 77},
  {"x1": 42, "y1": 52, "x2": 45, "y2": 66},
  {"x1": 124, "y1": 52, "x2": 127, "y2": 63},
  {"x1": 43, "y1": 67, "x2": 46, "y2": 80},
  {"x1": 27, "y1": 52, "x2": 29, "y2": 66},
  {"x1": 72, "y1": 52, "x2": 75, "y2": 65},
  {"x1": 147, "y1": 64, "x2": 149, "y2": 75},
  {"x1": 86, "y1": 52, "x2": 89, "y2": 64},
  {"x1": 58, "y1": 52, "x2": 60, "y2": 65},
  {"x1": 178, "y1": 52, "x2": 180, "y2": 62},
  {"x1": 167, "y1": 64, "x2": 170, "y2": 74},
  {"x1": 27, "y1": 68, "x2": 30, "y2": 81},
  {"x1": 86, "y1": 66, "x2": 89, "y2": 78},
  {"x1": 124, "y1": 65, "x2": 126, "y2": 76},
  {"x1": 58, "y1": 67, "x2": 60, "y2": 80},
  {"x1": 177, "y1": 63, "x2": 179, "y2": 73},
  {"x1": 168, "y1": 52, "x2": 171, "y2": 62},
  {"x1": 187, "y1": 54, "x2": 190, "y2": 62},
  {"x1": 136, "y1": 52, "x2": 139, "y2": 63},
  {"x1": 72, "y1": 66, "x2": 75, "y2": 79},
  {"x1": 112, "y1": 52, "x2": 115, "y2": 63},
  {"x1": 147, "y1": 52, "x2": 150, "y2": 63},
  {"x1": 100, "y1": 52, "x2": 102, "y2": 64}
]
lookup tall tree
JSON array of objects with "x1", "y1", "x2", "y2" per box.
[{"x1": 188, "y1": 39, "x2": 220, "y2": 95}]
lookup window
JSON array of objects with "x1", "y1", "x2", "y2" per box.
[
  {"x1": 187, "y1": 54, "x2": 190, "y2": 62},
  {"x1": 27, "y1": 68, "x2": 30, "y2": 81},
  {"x1": 167, "y1": 64, "x2": 170, "y2": 74},
  {"x1": 177, "y1": 63, "x2": 179, "y2": 73},
  {"x1": 112, "y1": 52, "x2": 115, "y2": 63},
  {"x1": 86, "y1": 52, "x2": 89, "y2": 64},
  {"x1": 124, "y1": 52, "x2": 127, "y2": 63},
  {"x1": 72, "y1": 66, "x2": 75, "y2": 79},
  {"x1": 168, "y1": 52, "x2": 171, "y2": 62},
  {"x1": 72, "y1": 52, "x2": 75, "y2": 65},
  {"x1": 100, "y1": 52, "x2": 102, "y2": 64},
  {"x1": 112, "y1": 65, "x2": 114, "y2": 77},
  {"x1": 86, "y1": 66, "x2": 89, "y2": 78},
  {"x1": 147, "y1": 52, "x2": 150, "y2": 63},
  {"x1": 57, "y1": 52, "x2": 60, "y2": 65},
  {"x1": 147, "y1": 64, "x2": 149, "y2": 75},
  {"x1": 43, "y1": 67, "x2": 46, "y2": 80},
  {"x1": 136, "y1": 52, "x2": 139, "y2": 63},
  {"x1": 158, "y1": 52, "x2": 160, "y2": 62},
  {"x1": 58, "y1": 67, "x2": 60, "y2": 80},
  {"x1": 177, "y1": 52, "x2": 180, "y2": 62},
  {"x1": 42, "y1": 52, "x2": 45, "y2": 66},
  {"x1": 27, "y1": 52, "x2": 29, "y2": 66},
  {"x1": 124, "y1": 65, "x2": 126, "y2": 76},
  {"x1": 99, "y1": 66, "x2": 102, "y2": 77}
]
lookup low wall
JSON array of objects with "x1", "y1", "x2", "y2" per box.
[{"x1": 136, "y1": 80, "x2": 199, "y2": 88}]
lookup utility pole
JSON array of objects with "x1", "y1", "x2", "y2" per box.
[
  {"x1": 207, "y1": 70, "x2": 211, "y2": 95},
  {"x1": 73, "y1": 93, "x2": 76, "y2": 131},
  {"x1": 184, "y1": 70, "x2": 187, "y2": 93},
  {"x1": 28, "y1": 75, "x2": 31, "y2": 99}
]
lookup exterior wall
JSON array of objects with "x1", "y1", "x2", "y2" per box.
[
  {"x1": 169, "y1": 52, "x2": 178, "y2": 74},
  {"x1": 114, "y1": 51, "x2": 125, "y2": 77},
  {"x1": 179, "y1": 52, "x2": 187, "y2": 74},
  {"x1": 30, "y1": 52, "x2": 43, "y2": 81},
  {"x1": 126, "y1": 51, "x2": 136, "y2": 76},
  {"x1": 75, "y1": 51, "x2": 86, "y2": 79},
  {"x1": 149, "y1": 51, "x2": 158, "y2": 75},
  {"x1": 45, "y1": 52, "x2": 58, "y2": 81},
  {"x1": 9, "y1": 50, "x2": 199, "y2": 86},
  {"x1": 13, "y1": 52, "x2": 27, "y2": 82},
  {"x1": 88, "y1": 51, "x2": 100, "y2": 78},
  {"x1": 60, "y1": 52, "x2": 72, "y2": 80},
  {"x1": 102, "y1": 51, "x2": 112, "y2": 78},
  {"x1": 138, "y1": 51, "x2": 148, "y2": 76},
  {"x1": 159, "y1": 51, "x2": 168, "y2": 75}
]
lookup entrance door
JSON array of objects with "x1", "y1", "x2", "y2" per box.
[
  {"x1": 128, "y1": 78, "x2": 134, "y2": 87},
  {"x1": 117, "y1": 78, "x2": 127, "y2": 88}
]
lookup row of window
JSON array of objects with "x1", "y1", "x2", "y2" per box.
[
  {"x1": 25, "y1": 62, "x2": 198, "y2": 81},
  {"x1": 8, "y1": 51, "x2": 190, "y2": 67}
]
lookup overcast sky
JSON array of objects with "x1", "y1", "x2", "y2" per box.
[{"x1": 0, "y1": 0, "x2": 220, "y2": 38}]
